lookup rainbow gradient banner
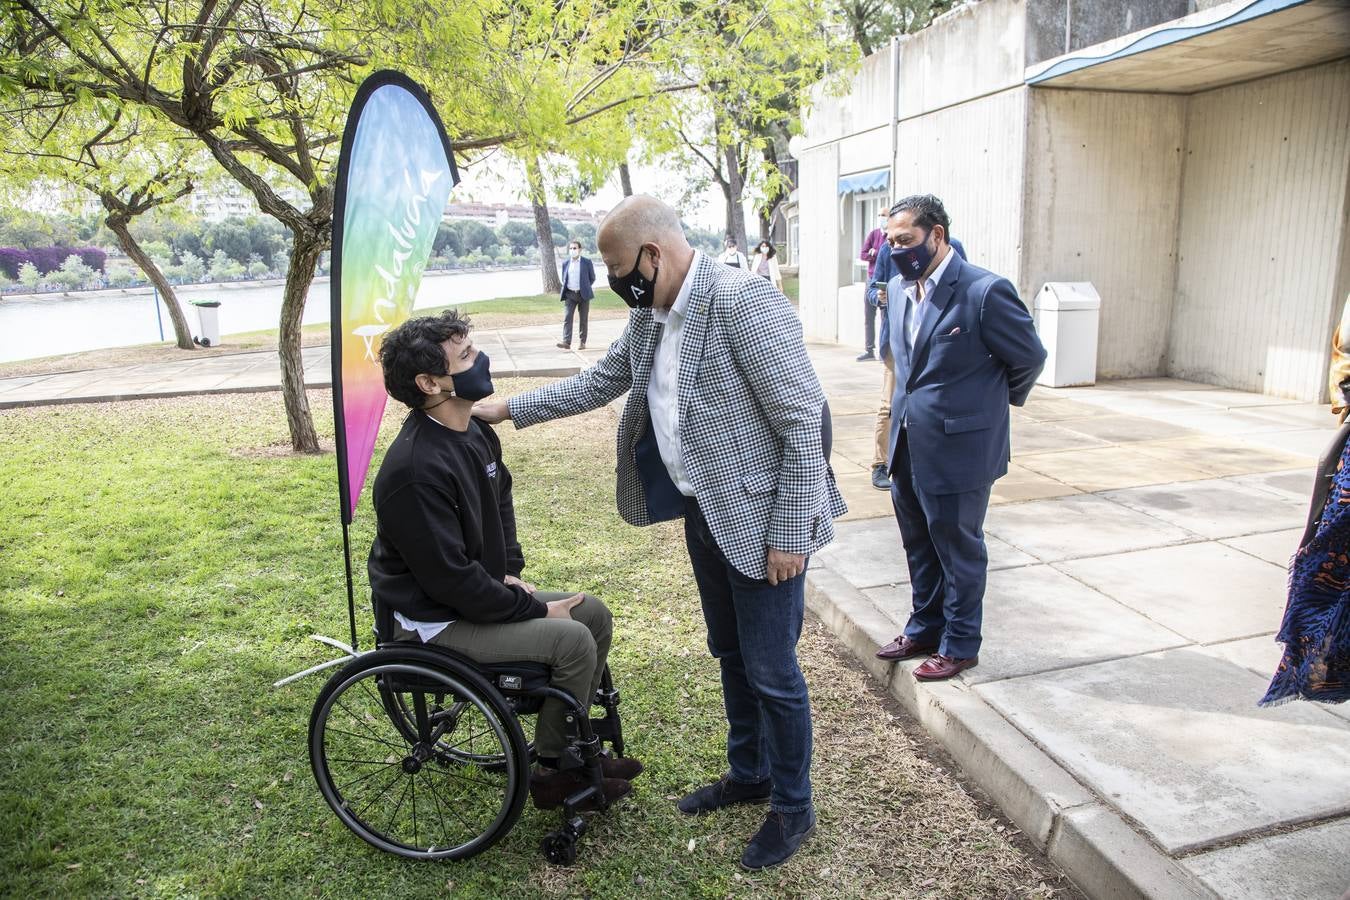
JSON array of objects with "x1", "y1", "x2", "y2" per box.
[{"x1": 331, "y1": 71, "x2": 458, "y2": 524}]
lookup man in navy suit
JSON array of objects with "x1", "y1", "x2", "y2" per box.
[
  {"x1": 558, "y1": 239, "x2": 596, "y2": 350},
  {"x1": 874, "y1": 195, "x2": 1046, "y2": 681}
]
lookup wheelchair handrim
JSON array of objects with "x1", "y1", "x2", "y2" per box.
[{"x1": 311, "y1": 661, "x2": 523, "y2": 860}]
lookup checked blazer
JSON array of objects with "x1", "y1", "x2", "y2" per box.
[{"x1": 508, "y1": 253, "x2": 847, "y2": 580}]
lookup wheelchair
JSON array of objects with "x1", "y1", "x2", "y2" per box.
[{"x1": 305, "y1": 603, "x2": 628, "y2": 865}]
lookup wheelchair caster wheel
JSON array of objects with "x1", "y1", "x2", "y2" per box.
[{"x1": 542, "y1": 831, "x2": 578, "y2": 866}]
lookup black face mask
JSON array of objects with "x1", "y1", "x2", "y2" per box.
[
  {"x1": 426, "y1": 351, "x2": 492, "y2": 405},
  {"x1": 608, "y1": 246, "x2": 657, "y2": 309}
]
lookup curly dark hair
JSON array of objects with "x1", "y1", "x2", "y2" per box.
[
  {"x1": 888, "y1": 194, "x2": 951, "y2": 241},
  {"x1": 755, "y1": 240, "x2": 777, "y2": 259},
  {"x1": 378, "y1": 309, "x2": 472, "y2": 408}
]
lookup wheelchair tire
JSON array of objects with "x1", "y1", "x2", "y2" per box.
[{"x1": 309, "y1": 647, "x2": 530, "y2": 861}]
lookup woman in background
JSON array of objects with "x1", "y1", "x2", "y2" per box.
[{"x1": 751, "y1": 240, "x2": 782, "y2": 294}]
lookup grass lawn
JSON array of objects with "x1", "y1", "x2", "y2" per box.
[{"x1": 0, "y1": 356, "x2": 1067, "y2": 899}]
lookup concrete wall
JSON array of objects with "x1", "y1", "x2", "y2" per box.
[
  {"x1": 1168, "y1": 58, "x2": 1350, "y2": 400},
  {"x1": 1025, "y1": 0, "x2": 1192, "y2": 66},
  {"x1": 1021, "y1": 88, "x2": 1187, "y2": 378},
  {"x1": 797, "y1": 143, "x2": 842, "y2": 342},
  {"x1": 897, "y1": 88, "x2": 1028, "y2": 285},
  {"x1": 897, "y1": 0, "x2": 1026, "y2": 118}
]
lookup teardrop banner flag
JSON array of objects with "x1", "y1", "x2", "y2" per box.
[{"x1": 331, "y1": 70, "x2": 458, "y2": 526}]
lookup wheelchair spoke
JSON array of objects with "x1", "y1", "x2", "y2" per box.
[
  {"x1": 381, "y1": 775, "x2": 413, "y2": 843},
  {"x1": 325, "y1": 727, "x2": 404, "y2": 753},
  {"x1": 421, "y1": 768, "x2": 490, "y2": 835},
  {"x1": 335, "y1": 758, "x2": 401, "y2": 795},
  {"x1": 353, "y1": 766, "x2": 408, "y2": 822}
]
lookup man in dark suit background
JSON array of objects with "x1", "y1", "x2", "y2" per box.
[
  {"x1": 558, "y1": 239, "x2": 596, "y2": 350},
  {"x1": 874, "y1": 194, "x2": 1046, "y2": 681}
]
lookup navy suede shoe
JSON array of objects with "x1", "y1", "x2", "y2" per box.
[
  {"x1": 740, "y1": 807, "x2": 817, "y2": 870},
  {"x1": 677, "y1": 773, "x2": 772, "y2": 816}
]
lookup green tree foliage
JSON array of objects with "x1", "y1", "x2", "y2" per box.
[
  {"x1": 834, "y1": 0, "x2": 958, "y2": 56},
  {"x1": 550, "y1": 218, "x2": 571, "y2": 247},
  {"x1": 458, "y1": 220, "x2": 498, "y2": 254},
  {"x1": 432, "y1": 221, "x2": 462, "y2": 256},
  {"x1": 498, "y1": 220, "x2": 536, "y2": 255},
  {"x1": 569, "y1": 221, "x2": 597, "y2": 251}
]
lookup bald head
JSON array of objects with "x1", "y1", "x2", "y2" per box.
[
  {"x1": 598, "y1": 194, "x2": 688, "y2": 258},
  {"x1": 597, "y1": 194, "x2": 694, "y2": 311}
]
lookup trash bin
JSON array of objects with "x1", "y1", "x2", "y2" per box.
[
  {"x1": 1034, "y1": 282, "x2": 1100, "y2": 387},
  {"x1": 190, "y1": 299, "x2": 222, "y2": 347}
]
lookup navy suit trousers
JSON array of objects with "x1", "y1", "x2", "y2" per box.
[{"x1": 889, "y1": 429, "x2": 991, "y2": 659}]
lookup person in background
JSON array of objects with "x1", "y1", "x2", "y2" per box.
[
  {"x1": 751, "y1": 240, "x2": 783, "y2": 293},
  {"x1": 1260, "y1": 292, "x2": 1350, "y2": 708},
  {"x1": 857, "y1": 208, "x2": 888, "y2": 361},
  {"x1": 558, "y1": 239, "x2": 596, "y2": 350},
  {"x1": 874, "y1": 194, "x2": 1045, "y2": 682},
  {"x1": 868, "y1": 230, "x2": 968, "y2": 491},
  {"x1": 718, "y1": 236, "x2": 748, "y2": 270}
]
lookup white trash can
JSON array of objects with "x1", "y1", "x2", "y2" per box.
[
  {"x1": 191, "y1": 299, "x2": 222, "y2": 347},
  {"x1": 1034, "y1": 282, "x2": 1100, "y2": 387}
]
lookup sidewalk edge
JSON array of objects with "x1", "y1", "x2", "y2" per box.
[{"x1": 805, "y1": 563, "x2": 1216, "y2": 900}]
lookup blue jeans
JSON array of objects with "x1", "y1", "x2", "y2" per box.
[{"x1": 683, "y1": 498, "x2": 813, "y2": 813}]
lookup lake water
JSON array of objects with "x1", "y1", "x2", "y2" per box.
[{"x1": 0, "y1": 266, "x2": 602, "y2": 363}]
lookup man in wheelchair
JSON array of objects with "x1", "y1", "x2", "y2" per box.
[{"x1": 367, "y1": 309, "x2": 643, "y2": 810}]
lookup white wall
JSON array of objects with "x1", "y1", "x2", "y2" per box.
[
  {"x1": 897, "y1": 87, "x2": 1028, "y2": 287},
  {"x1": 896, "y1": 0, "x2": 1026, "y2": 120},
  {"x1": 1169, "y1": 58, "x2": 1350, "y2": 400},
  {"x1": 1021, "y1": 88, "x2": 1187, "y2": 378},
  {"x1": 797, "y1": 143, "x2": 842, "y2": 343}
]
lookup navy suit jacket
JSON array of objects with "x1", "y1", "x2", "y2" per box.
[
  {"x1": 885, "y1": 251, "x2": 1046, "y2": 494},
  {"x1": 560, "y1": 256, "x2": 596, "y2": 301}
]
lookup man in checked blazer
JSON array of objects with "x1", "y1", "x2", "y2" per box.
[
  {"x1": 474, "y1": 195, "x2": 846, "y2": 870},
  {"x1": 874, "y1": 194, "x2": 1046, "y2": 681}
]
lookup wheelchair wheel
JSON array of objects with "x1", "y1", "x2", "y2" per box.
[
  {"x1": 309, "y1": 647, "x2": 529, "y2": 860},
  {"x1": 380, "y1": 685, "x2": 536, "y2": 772}
]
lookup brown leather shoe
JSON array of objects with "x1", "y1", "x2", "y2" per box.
[
  {"x1": 875, "y1": 635, "x2": 938, "y2": 661},
  {"x1": 529, "y1": 768, "x2": 632, "y2": 810},
  {"x1": 600, "y1": 754, "x2": 643, "y2": 781},
  {"x1": 912, "y1": 654, "x2": 978, "y2": 681}
]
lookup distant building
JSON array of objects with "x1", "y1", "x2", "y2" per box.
[
  {"x1": 792, "y1": 0, "x2": 1350, "y2": 402},
  {"x1": 188, "y1": 181, "x2": 307, "y2": 222},
  {"x1": 443, "y1": 201, "x2": 604, "y2": 229}
]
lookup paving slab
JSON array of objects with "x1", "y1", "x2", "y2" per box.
[
  {"x1": 1055, "y1": 542, "x2": 1287, "y2": 643},
  {"x1": 1182, "y1": 817, "x2": 1350, "y2": 900},
  {"x1": 1239, "y1": 428, "x2": 1338, "y2": 461},
  {"x1": 832, "y1": 470, "x2": 894, "y2": 521},
  {"x1": 1011, "y1": 421, "x2": 1110, "y2": 456},
  {"x1": 990, "y1": 463, "x2": 1084, "y2": 505},
  {"x1": 872, "y1": 564, "x2": 1186, "y2": 684},
  {"x1": 1130, "y1": 434, "x2": 1313, "y2": 478},
  {"x1": 1017, "y1": 396, "x2": 1115, "y2": 423},
  {"x1": 1056, "y1": 414, "x2": 1199, "y2": 445},
  {"x1": 1100, "y1": 478, "x2": 1309, "y2": 540},
  {"x1": 1147, "y1": 408, "x2": 1303, "y2": 437},
  {"x1": 1219, "y1": 529, "x2": 1301, "y2": 567},
  {"x1": 1196, "y1": 639, "x2": 1350, "y2": 725},
  {"x1": 819, "y1": 517, "x2": 1037, "y2": 590},
  {"x1": 977, "y1": 648, "x2": 1350, "y2": 854},
  {"x1": 984, "y1": 493, "x2": 1193, "y2": 562},
  {"x1": 1228, "y1": 468, "x2": 1318, "y2": 503},
  {"x1": 1016, "y1": 444, "x2": 1215, "y2": 493}
]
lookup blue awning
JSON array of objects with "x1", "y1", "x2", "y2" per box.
[{"x1": 837, "y1": 169, "x2": 889, "y2": 196}]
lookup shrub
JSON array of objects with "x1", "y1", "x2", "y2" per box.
[
  {"x1": 18, "y1": 261, "x2": 42, "y2": 289},
  {"x1": 76, "y1": 247, "x2": 107, "y2": 273},
  {"x1": 208, "y1": 249, "x2": 245, "y2": 281},
  {"x1": 247, "y1": 260, "x2": 271, "y2": 279},
  {"x1": 177, "y1": 252, "x2": 206, "y2": 284}
]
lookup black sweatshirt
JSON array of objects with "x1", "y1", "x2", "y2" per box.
[{"x1": 367, "y1": 409, "x2": 546, "y2": 624}]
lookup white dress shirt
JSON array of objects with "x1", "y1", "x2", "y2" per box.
[
  {"x1": 647, "y1": 251, "x2": 701, "y2": 496},
  {"x1": 566, "y1": 256, "x2": 582, "y2": 291}
]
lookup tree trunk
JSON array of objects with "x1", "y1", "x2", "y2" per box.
[
  {"x1": 279, "y1": 236, "x2": 323, "y2": 453},
  {"x1": 107, "y1": 218, "x2": 195, "y2": 350},
  {"x1": 618, "y1": 161, "x2": 633, "y2": 197},
  {"x1": 722, "y1": 142, "x2": 748, "y2": 251},
  {"x1": 526, "y1": 157, "x2": 562, "y2": 295}
]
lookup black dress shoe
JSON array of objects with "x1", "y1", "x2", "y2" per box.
[
  {"x1": 871, "y1": 464, "x2": 890, "y2": 490},
  {"x1": 741, "y1": 807, "x2": 817, "y2": 870},
  {"x1": 856, "y1": 351, "x2": 875, "y2": 361},
  {"x1": 875, "y1": 635, "x2": 938, "y2": 661},
  {"x1": 678, "y1": 773, "x2": 771, "y2": 815}
]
